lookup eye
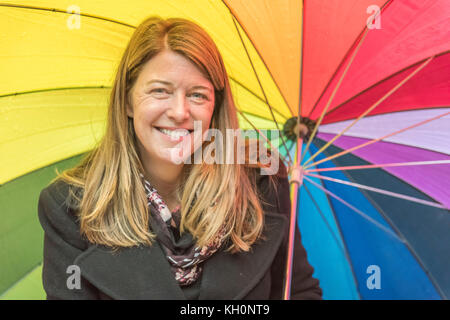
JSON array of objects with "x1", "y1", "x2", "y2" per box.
[
  {"x1": 151, "y1": 88, "x2": 167, "y2": 93},
  {"x1": 190, "y1": 92, "x2": 208, "y2": 102},
  {"x1": 150, "y1": 88, "x2": 170, "y2": 98}
]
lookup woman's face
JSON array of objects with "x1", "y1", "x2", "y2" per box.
[{"x1": 127, "y1": 50, "x2": 215, "y2": 166}]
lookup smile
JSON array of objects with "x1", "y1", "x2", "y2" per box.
[{"x1": 155, "y1": 127, "x2": 193, "y2": 141}]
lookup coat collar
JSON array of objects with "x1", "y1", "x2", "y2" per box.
[{"x1": 73, "y1": 211, "x2": 287, "y2": 300}]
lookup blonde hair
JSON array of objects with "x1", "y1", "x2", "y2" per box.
[{"x1": 55, "y1": 16, "x2": 278, "y2": 253}]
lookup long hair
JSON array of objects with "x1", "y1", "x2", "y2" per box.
[{"x1": 55, "y1": 16, "x2": 278, "y2": 253}]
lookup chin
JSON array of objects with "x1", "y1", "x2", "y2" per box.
[{"x1": 157, "y1": 148, "x2": 192, "y2": 165}]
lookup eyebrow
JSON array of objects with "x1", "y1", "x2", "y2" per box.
[
  {"x1": 145, "y1": 79, "x2": 213, "y2": 92},
  {"x1": 191, "y1": 85, "x2": 213, "y2": 93},
  {"x1": 145, "y1": 79, "x2": 173, "y2": 87}
]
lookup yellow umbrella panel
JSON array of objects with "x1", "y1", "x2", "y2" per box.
[{"x1": 0, "y1": 0, "x2": 299, "y2": 298}]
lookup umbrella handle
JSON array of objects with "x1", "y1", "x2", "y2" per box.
[{"x1": 283, "y1": 143, "x2": 304, "y2": 300}]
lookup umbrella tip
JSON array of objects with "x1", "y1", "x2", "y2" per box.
[{"x1": 282, "y1": 116, "x2": 317, "y2": 141}]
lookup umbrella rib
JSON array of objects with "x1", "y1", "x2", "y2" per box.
[
  {"x1": 332, "y1": 162, "x2": 449, "y2": 300},
  {"x1": 304, "y1": 170, "x2": 362, "y2": 300},
  {"x1": 222, "y1": 0, "x2": 293, "y2": 116},
  {"x1": 303, "y1": 176, "x2": 405, "y2": 243},
  {"x1": 302, "y1": 56, "x2": 435, "y2": 168},
  {"x1": 0, "y1": 3, "x2": 135, "y2": 28},
  {"x1": 1, "y1": 118, "x2": 106, "y2": 145},
  {"x1": 303, "y1": 109, "x2": 450, "y2": 170},
  {"x1": 322, "y1": 50, "x2": 450, "y2": 120},
  {"x1": 0, "y1": 82, "x2": 289, "y2": 123},
  {"x1": 238, "y1": 109, "x2": 286, "y2": 125},
  {"x1": 305, "y1": 0, "x2": 393, "y2": 119},
  {"x1": 0, "y1": 86, "x2": 111, "y2": 98},
  {"x1": 229, "y1": 77, "x2": 289, "y2": 121},
  {"x1": 230, "y1": 16, "x2": 294, "y2": 165},
  {"x1": 237, "y1": 110, "x2": 290, "y2": 166},
  {"x1": 302, "y1": 184, "x2": 351, "y2": 264},
  {"x1": 305, "y1": 160, "x2": 450, "y2": 173},
  {"x1": 305, "y1": 172, "x2": 448, "y2": 210},
  {"x1": 296, "y1": 0, "x2": 305, "y2": 135},
  {"x1": 299, "y1": 27, "x2": 370, "y2": 166},
  {"x1": 286, "y1": 134, "x2": 297, "y2": 161},
  {"x1": 0, "y1": 263, "x2": 42, "y2": 298}
]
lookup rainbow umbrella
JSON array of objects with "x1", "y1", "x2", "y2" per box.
[{"x1": 1, "y1": 0, "x2": 449, "y2": 300}]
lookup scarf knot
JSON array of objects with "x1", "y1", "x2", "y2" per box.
[{"x1": 140, "y1": 173, "x2": 226, "y2": 286}]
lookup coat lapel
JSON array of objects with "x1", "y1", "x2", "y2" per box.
[
  {"x1": 73, "y1": 212, "x2": 287, "y2": 300},
  {"x1": 198, "y1": 213, "x2": 287, "y2": 299},
  {"x1": 74, "y1": 239, "x2": 186, "y2": 299}
]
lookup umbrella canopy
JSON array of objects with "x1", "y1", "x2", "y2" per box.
[{"x1": 1, "y1": 0, "x2": 449, "y2": 299}]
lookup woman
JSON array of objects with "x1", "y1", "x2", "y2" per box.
[{"x1": 38, "y1": 16, "x2": 322, "y2": 300}]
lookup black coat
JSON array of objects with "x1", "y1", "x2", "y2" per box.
[{"x1": 37, "y1": 168, "x2": 322, "y2": 300}]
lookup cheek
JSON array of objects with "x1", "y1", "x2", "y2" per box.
[
  {"x1": 134, "y1": 100, "x2": 167, "y2": 125},
  {"x1": 192, "y1": 104, "x2": 215, "y2": 130}
]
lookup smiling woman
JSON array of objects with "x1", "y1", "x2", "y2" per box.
[
  {"x1": 37, "y1": 16, "x2": 322, "y2": 300},
  {"x1": 127, "y1": 50, "x2": 215, "y2": 171}
]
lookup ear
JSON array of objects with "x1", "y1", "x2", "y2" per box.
[
  {"x1": 126, "y1": 96, "x2": 134, "y2": 118},
  {"x1": 126, "y1": 104, "x2": 134, "y2": 118}
]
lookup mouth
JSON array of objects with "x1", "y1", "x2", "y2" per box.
[{"x1": 154, "y1": 126, "x2": 194, "y2": 141}]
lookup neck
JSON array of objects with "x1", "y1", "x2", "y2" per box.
[{"x1": 142, "y1": 159, "x2": 184, "y2": 205}]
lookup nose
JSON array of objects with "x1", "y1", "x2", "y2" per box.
[{"x1": 167, "y1": 92, "x2": 190, "y2": 122}]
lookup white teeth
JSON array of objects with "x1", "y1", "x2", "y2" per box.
[{"x1": 158, "y1": 128, "x2": 190, "y2": 139}]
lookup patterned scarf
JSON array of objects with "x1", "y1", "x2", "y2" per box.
[{"x1": 140, "y1": 173, "x2": 227, "y2": 286}]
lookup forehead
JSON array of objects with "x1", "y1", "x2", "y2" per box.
[{"x1": 137, "y1": 50, "x2": 213, "y2": 88}]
